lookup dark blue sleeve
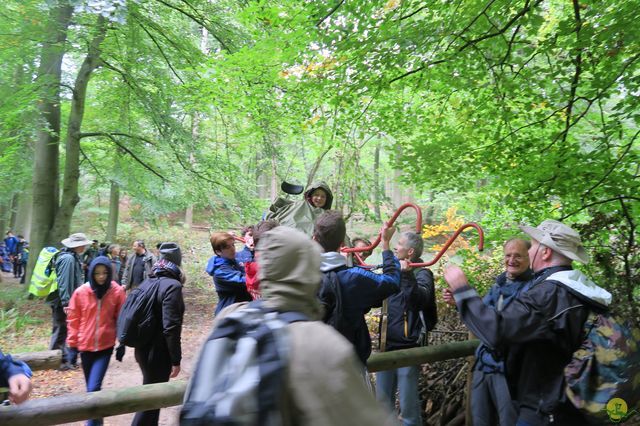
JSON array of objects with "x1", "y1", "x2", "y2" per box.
[
  {"x1": 347, "y1": 250, "x2": 400, "y2": 307},
  {"x1": 205, "y1": 256, "x2": 215, "y2": 276},
  {"x1": 213, "y1": 263, "x2": 246, "y2": 293},
  {"x1": 0, "y1": 351, "x2": 29, "y2": 387}
]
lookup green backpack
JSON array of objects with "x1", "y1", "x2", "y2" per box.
[{"x1": 564, "y1": 312, "x2": 640, "y2": 424}]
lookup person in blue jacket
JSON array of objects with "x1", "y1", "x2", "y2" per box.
[
  {"x1": 315, "y1": 210, "x2": 401, "y2": 365},
  {"x1": 0, "y1": 350, "x2": 32, "y2": 405},
  {"x1": 0, "y1": 242, "x2": 12, "y2": 273},
  {"x1": 4, "y1": 231, "x2": 18, "y2": 276},
  {"x1": 234, "y1": 226, "x2": 254, "y2": 268},
  {"x1": 206, "y1": 232, "x2": 252, "y2": 315}
]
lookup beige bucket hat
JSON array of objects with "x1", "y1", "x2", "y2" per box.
[
  {"x1": 519, "y1": 219, "x2": 589, "y2": 264},
  {"x1": 61, "y1": 232, "x2": 92, "y2": 248}
]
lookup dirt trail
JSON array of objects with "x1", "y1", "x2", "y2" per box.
[{"x1": 26, "y1": 280, "x2": 215, "y2": 426}]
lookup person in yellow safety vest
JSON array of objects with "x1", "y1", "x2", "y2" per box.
[{"x1": 28, "y1": 247, "x2": 59, "y2": 298}]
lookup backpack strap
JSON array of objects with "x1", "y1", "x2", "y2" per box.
[
  {"x1": 547, "y1": 304, "x2": 584, "y2": 322},
  {"x1": 378, "y1": 299, "x2": 389, "y2": 352},
  {"x1": 278, "y1": 311, "x2": 309, "y2": 324},
  {"x1": 249, "y1": 299, "x2": 309, "y2": 323}
]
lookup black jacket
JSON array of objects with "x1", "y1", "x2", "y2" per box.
[
  {"x1": 148, "y1": 276, "x2": 185, "y2": 366},
  {"x1": 454, "y1": 266, "x2": 607, "y2": 423},
  {"x1": 385, "y1": 268, "x2": 434, "y2": 351}
]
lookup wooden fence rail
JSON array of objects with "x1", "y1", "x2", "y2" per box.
[{"x1": 0, "y1": 340, "x2": 479, "y2": 425}]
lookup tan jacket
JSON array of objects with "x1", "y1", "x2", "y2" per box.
[
  {"x1": 213, "y1": 226, "x2": 396, "y2": 425},
  {"x1": 216, "y1": 303, "x2": 394, "y2": 426}
]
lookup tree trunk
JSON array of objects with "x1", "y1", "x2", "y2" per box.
[
  {"x1": 26, "y1": 1, "x2": 74, "y2": 283},
  {"x1": 270, "y1": 154, "x2": 278, "y2": 202},
  {"x1": 105, "y1": 181, "x2": 119, "y2": 242},
  {"x1": 306, "y1": 145, "x2": 332, "y2": 187},
  {"x1": 50, "y1": 16, "x2": 107, "y2": 242},
  {"x1": 392, "y1": 168, "x2": 402, "y2": 207},
  {"x1": 373, "y1": 141, "x2": 382, "y2": 221},
  {"x1": 333, "y1": 150, "x2": 344, "y2": 211},
  {"x1": 13, "y1": 188, "x2": 33, "y2": 239},
  {"x1": 183, "y1": 25, "x2": 209, "y2": 227},
  {"x1": 0, "y1": 200, "x2": 7, "y2": 236},
  {"x1": 8, "y1": 192, "x2": 19, "y2": 231}
]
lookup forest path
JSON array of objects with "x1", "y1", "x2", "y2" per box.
[{"x1": 19, "y1": 275, "x2": 215, "y2": 426}]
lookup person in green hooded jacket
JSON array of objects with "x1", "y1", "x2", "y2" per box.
[{"x1": 265, "y1": 181, "x2": 333, "y2": 236}]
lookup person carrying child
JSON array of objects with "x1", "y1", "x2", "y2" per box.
[{"x1": 265, "y1": 181, "x2": 333, "y2": 236}]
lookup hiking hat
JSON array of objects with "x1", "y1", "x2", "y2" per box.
[
  {"x1": 519, "y1": 220, "x2": 590, "y2": 264},
  {"x1": 61, "y1": 233, "x2": 92, "y2": 248},
  {"x1": 159, "y1": 242, "x2": 182, "y2": 266},
  {"x1": 281, "y1": 181, "x2": 304, "y2": 195}
]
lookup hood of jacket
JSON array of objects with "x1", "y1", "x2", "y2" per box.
[
  {"x1": 304, "y1": 181, "x2": 333, "y2": 210},
  {"x1": 548, "y1": 269, "x2": 612, "y2": 307},
  {"x1": 320, "y1": 251, "x2": 347, "y2": 272},
  {"x1": 210, "y1": 255, "x2": 239, "y2": 271},
  {"x1": 87, "y1": 256, "x2": 113, "y2": 299},
  {"x1": 257, "y1": 226, "x2": 323, "y2": 320}
]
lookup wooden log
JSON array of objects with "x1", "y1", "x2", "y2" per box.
[
  {"x1": 0, "y1": 381, "x2": 187, "y2": 426},
  {"x1": 367, "y1": 339, "x2": 479, "y2": 372},
  {"x1": 446, "y1": 412, "x2": 466, "y2": 426},
  {"x1": 0, "y1": 341, "x2": 479, "y2": 425},
  {"x1": 13, "y1": 350, "x2": 62, "y2": 371}
]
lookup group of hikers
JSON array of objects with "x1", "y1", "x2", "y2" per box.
[
  {"x1": 0, "y1": 181, "x2": 620, "y2": 426},
  {"x1": 0, "y1": 231, "x2": 29, "y2": 283}
]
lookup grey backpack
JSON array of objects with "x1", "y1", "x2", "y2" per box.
[{"x1": 180, "y1": 301, "x2": 307, "y2": 425}]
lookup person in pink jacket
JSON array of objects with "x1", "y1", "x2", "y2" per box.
[{"x1": 67, "y1": 256, "x2": 126, "y2": 426}]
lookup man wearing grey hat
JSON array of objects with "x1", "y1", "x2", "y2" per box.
[
  {"x1": 47, "y1": 232, "x2": 92, "y2": 370},
  {"x1": 444, "y1": 220, "x2": 611, "y2": 425}
]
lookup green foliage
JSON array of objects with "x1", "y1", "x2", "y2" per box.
[
  {"x1": 0, "y1": 308, "x2": 43, "y2": 335},
  {"x1": 0, "y1": 1, "x2": 637, "y2": 319}
]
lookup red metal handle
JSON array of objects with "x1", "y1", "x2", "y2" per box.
[
  {"x1": 408, "y1": 222, "x2": 484, "y2": 267},
  {"x1": 349, "y1": 221, "x2": 484, "y2": 269},
  {"x1": 341, "y1": 203, "x2": 423, "y2": 253}
]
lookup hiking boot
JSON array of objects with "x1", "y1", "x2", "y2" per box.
[{"x1": 58, "y1": 362, "x2": 79, "y2": 371}]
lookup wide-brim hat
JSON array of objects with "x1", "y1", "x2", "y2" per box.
[
  {"x1": 519, "y1": 220, "x2": 589, "y2": 264},
  {"x1": 61, "y1": 233, "x2": 92, "y2": 248}
]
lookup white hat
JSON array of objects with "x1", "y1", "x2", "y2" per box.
[
  {"x1": 61, "y1": 233, "x2": 92, "y2": 248},
  {"x1": 519, "y1": 220, "x2": 589, "y2": 264}
]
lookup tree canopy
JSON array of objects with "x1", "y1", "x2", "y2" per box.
[{"x1": 0, "y1": 0, "x2": 637, "y2": 316}]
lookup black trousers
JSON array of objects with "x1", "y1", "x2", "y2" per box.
[
  {"x1": 132, "y1": 342, "x2": 172, "y2": 426},
  {"x1": 13, "y1": 258, "x2": 22, "y2": 277},
  {"x1": 49, "y1": 303, "x2": 69, "y2": 364}
]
